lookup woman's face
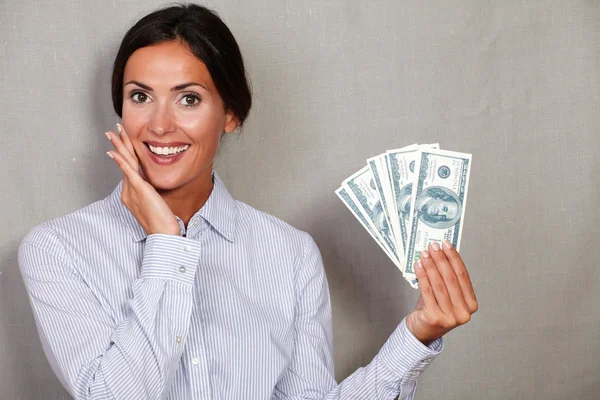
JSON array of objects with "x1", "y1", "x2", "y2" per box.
[{"x1": 121, "y1": 40, "x2": 238, "y2": 191}]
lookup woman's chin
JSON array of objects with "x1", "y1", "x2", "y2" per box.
[{"x1": 144, "y1": 174, "x2": 183, "y2": 192}]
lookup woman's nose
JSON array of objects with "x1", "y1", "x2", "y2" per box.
[{"x1": 148, "y1": 104, "x2": 176, "y2": 135}]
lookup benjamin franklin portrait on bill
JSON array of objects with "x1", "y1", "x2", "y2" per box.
[{"x1": 414, "y1": 186, "x2": 462, "y2": 229}]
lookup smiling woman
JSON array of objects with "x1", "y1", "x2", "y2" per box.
[
  {"x1": 17, "y1": 3, "x2": 477, "y2": 400},
  {"x1": 109, "y1": 5, "x2": 251, "y2": 225},
  {"x1": 115, "y1": 40, "x2": 240, "y2": 224}
]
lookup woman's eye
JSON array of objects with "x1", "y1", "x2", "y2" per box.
[
  {"x1": 131, "y1": 92, "x2": 149, "y2": 103},
  {"x1": 181, "y1": 94, "x2": 200, "y2": 107}
]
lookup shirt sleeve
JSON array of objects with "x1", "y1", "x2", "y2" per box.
[
  {"x1": 273, "y1": 233, "x2": 443, "y2": 400},
  {"x1": 18, "y1": 224, "x2": 201, "y2": 400}
]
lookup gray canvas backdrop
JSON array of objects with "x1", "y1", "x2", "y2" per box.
[{"x1": 1, "y1": 0, "x2": 599, "y2": 399}]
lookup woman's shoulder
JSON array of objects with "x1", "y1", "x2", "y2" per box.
[
  {"x1": 233, "y1": 199, "x2": 315, "y2": 250},
  {"x1": 19, "y1": 195, "x2": 117, "y2": 261},
  {"x1": 232, "y1": 200, "x2": 323, "y2": 276}
]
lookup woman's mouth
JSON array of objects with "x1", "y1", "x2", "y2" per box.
[{"x1": 144, "y1": 142, "x2": 190, "y2": 165}]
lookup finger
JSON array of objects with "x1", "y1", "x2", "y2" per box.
[
  {"x1": 117, "y1": 124, "x2": 141, "y2": 175},
  {"x1": 414, "y1": 260, "x2": 438, "y2": 310},
  {"x1": 442, "y1": 240, "x2": 478, "y2": 313},
  {"x1": 106, "y1": 130, "x2": 138, "y2": 171},
  {"x1": 117, "y1": 124, "x2": 138, "y2": 162},
  {"x1": 107, "y1": 151, "x2": 143, "y2": 186},
  {"x1": 419, "y1": 249, "x2": 453, "y2": 315},
  {"x1": 428, "y1": 242, "x2": 469, "y2": 311}
]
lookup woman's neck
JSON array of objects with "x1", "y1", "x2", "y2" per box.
[{"x1": 156, "y1": 168, "x2": 214, "y2": 228}]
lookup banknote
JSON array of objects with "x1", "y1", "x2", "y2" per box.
[
  {"x1": 367, "y1": 156, "x2": 397, "y2": 251},
  {"x1": 378, "y1": 154, "x2": 405, "y2": 261},
  {"x1": 335, "y1": 187, "x2": 397, "y2": 265},
  {"x1": 386, "y1": 144, "x2": 437, "y2": 265},
  {"x1": 403, "y1": 149, "x2": 472, "y2": 279},
  {"x1": 343, "y1": 166, "x2": 401, "y2": 266}
]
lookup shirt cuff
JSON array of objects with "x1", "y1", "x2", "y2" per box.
[
  {"x1": 140, "y1": 233, "x2": 201, "y2": 286},
  {"x1": 377, "y1": 317, "x2": 444, "y2": 382}
]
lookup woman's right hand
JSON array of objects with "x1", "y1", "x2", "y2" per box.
[{"x1": 106, "y1": 124, "x2": 181, "y2": 236}]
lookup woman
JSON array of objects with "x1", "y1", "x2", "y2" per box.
[{"x1": 18, "y1": 4, "x2": 478, "y2": 399}]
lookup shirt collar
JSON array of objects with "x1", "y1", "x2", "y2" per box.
[
  {"x1": 197, "y1": 172, "x2": 238, "y2": 242},
  {"x1": 108, "y1": 171, "x2": 238, "y2": 243}
]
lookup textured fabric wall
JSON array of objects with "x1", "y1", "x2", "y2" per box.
[{"x1": 1, "y1": 1, "x2": 598, "y2": 399}]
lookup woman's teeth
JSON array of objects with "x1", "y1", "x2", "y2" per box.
[{"x1": 148, "y1": 144, "x2": 190, "y2": 156}]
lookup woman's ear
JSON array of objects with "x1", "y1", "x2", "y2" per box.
[{"x1": 223, "y1": 109, "x2": 240, "y2": 134}]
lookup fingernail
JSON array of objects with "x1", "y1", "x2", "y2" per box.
[
  {"x1": 443, "y1": 240, "x2": 452, "y2": 250},
  {"x1": 431, "y1": 242, "x2": 440, "y2": 251},
  {"x1": 415, "y1": 261, "x2": 423, "y2": 271},
  {"x1": 116, "y1": 123, "x2": 122, "y2": 133},
  {"x1": 105, "y1": 132, "x2": 111, "y2": 140},
  {"x1": 421, "y1": 250, "x2": 430, "y2": 259},
  {"x1": 106, "y1": 151, "x2": 114, "y2": 159}
]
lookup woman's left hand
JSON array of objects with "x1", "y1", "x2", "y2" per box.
[{"x1": 405, "y1": 240, "x2": 478, "y2": 345}]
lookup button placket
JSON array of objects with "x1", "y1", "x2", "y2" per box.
[{"x1": 187, "y1": 290, "x2": 212, "y2": 398}]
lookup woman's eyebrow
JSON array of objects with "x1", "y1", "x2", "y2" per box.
[
  {"x1": 172, "y1": 82, "x2": 209, "y2": 91},
  {"x1": 124, "y1": 80, "x2": 209, "y2": 91}
]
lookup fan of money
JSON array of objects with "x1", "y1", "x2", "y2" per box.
[{"x1": 335, "y1": 144, "x2": 472, "y2": 289}]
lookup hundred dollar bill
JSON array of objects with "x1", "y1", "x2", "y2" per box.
[
  {"x1": 343, "y1": 166, "x2": 401, "y2": 266},
  {"x1": 336, "y1": 186, "x2": 419, "y2": 289},
  {"x1": 403, "y1": 149, "x2": 472, "y2": 279},
  {"x1": 367, "y1": 155, "x2": 397, "y2": 248},
  {"x1": 386, "y1": 144, "x2": 437, "y2": 265},
  {"x1": 335, "y1": 187, "x2": 397, "y2": 265}
]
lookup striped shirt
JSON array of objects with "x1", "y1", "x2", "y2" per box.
[{"x1": 18, "y1": 172, "x2": 442, "y2": 400}]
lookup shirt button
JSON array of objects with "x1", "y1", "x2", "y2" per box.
[
  {"x1": 410, "y1": 371, "x2": 420, "y2": 377},
  {"x1": 192, "y1": 219, "x2": 198, "y2": 226},
  {"x1": 175, "y1": 336, "x2": 182, "y2": 344},
  {"x1": 183, "y1": 245, "x2": 192, "y2": 252},
  {"x1": 179, "y1": 266, "x2": 186, "y2": 274},
  {"x1": 191, "y1": 357, "x2": 200, "y2": 365}
]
